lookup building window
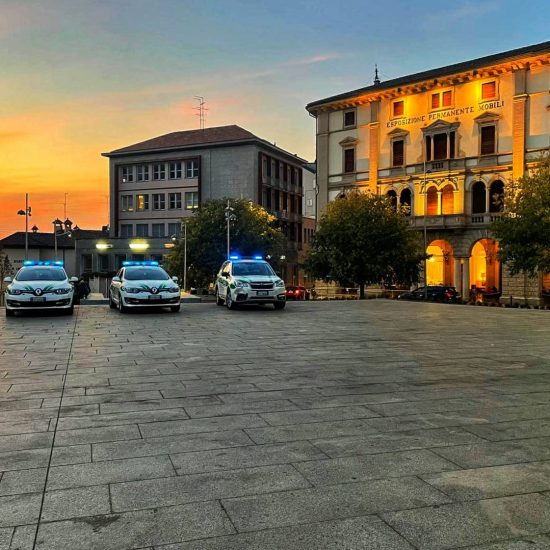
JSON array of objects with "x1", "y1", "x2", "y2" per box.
[
  {"x1": 120, "y1": 224, "x2": 133, "y2": 237},
  {"x1": 392, "y1": 101, "x2": 404, "y2": 118},
  {"x1": 441, "y1": 184, "x2": 454, "y2": 215},
  {"x1": 98, "y1": 255, "x2": 109, "y2": 272},
  {"x1": 136, "y1": 224, "x2": 149, "y2": 237},
  {"x1": 169, "y1": 162, "x2": 182, "y2": 179},
  {"x1": 489, "y1": 180, "x2": 504, "y2": 213},
  {"x1": 121, "y1": 166, "x2": 134, "y2": 183},
  {"x1": 153, "y1": 163, "x2": 166, "y2": 180},
  {"x1": 431, "y1": 90, "x2": 452, "y2": 110},
  {"x1": 185, "y1": 191, "x2": 199, "y2": 210},
  {"x1": 152, "y1": 223, "x2": 165, "y2": 237},
  {"x1": 400, "y1": 188, "x2": 412, "y2": 216},
  {"x1": 343, "y1": 109, "x2": 356, "y2": 127},
  {"x1": 137, "y1": 165, "x2": 149, "y2": 182},
  {"x1": 169, "y1": 192, "x2": 182, "y2": 209},
  {"x1": 480, "y1": 125, "x2": 496, "y2": 155},
  {"x1": 152, "y1": 194, "x2": 165, "y2": 210},
  {"x1": 426, "y1": 132, "x2": 456, "y2": 161},
  {"x1": 343, "y1": 148, "x2": 355, "y2": 173},
  {"x1": 392, "y1": 140, "x2": 404, "y2": 167},
  {"x1": 262, "y1": 157, "x2": 267, "y2": 183},
  {"x1": 168, "y1": 223, "x2": 181, "y2": 237},
  {"x1": 387, "y1": 190, "x2": 398, "y2": 209},
  {"x1": 481, "y1": 81, "x2": 497, "y2": 101},
  {"x1": 115, "y1": 254, "x2": 126, "y2": 269},
  {"x1": 120, "y1": 195, "x2": 134, "y2": 212},
  {"x1": 426, "y1": 187, "x2": 438, "y2": 216},
  {"x1": 186, "y1": 160, "x2": 199, "y2": 178},
  {"x1": 136, "y1": 194, "x2": 149, "y2": 211},
  {"x1": 472, "y1": 181, "x2": 486, "y2": 214},
  {"x1": 81, "y1": 254, "x2": 92, "y2": 272}
]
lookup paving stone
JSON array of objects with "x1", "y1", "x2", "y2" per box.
[
  {"x1": 382, "y1": 493, "x2": 550, "y2": 550},
  {"x1": 92, "y1": 430, "x2": 253, "y2": 461},
  {"x1": 159, "y1": 516, "x2": 415, "y2": 549},
  {"x1": 185, "y1": 399, "x2": 300, "y2": 418},
  {"x1": 0, "y1": 493, "x2": 41, "y2": 528},
  {"x1": 0, "y1": 528, "x2": 13, "y2": 550},
  {"x1": 294, "y1": 449, "x2": 459, "y2": 486},
  {"x1": 463, "y1": 535, "x2": 550, "y2": 549},
  {"x1": 221, "y1": 476, "x2": 451, "y2": 532},
  {"x1": 100, "y1": 396, "x2": 221, "y2": 415},
  {"x1": 466, "y1": 419, "x2": 550, "y2": 441},
  {"x1": 170, "y1": 441, "x2": 326, "y2": 474},
  {"x1": 0, "y1": 468, "x2": 46, "y2": 495},
  {"x1": 259, "y1": 405, "x2": 380, "y2": 426},
  {"x1": 34, "y1": 501, "x2": 234, "y2": 550},
  {"x1": 53, "y1": 424, "x2": 142, "y2": 446},
  {"x1": 46, "y1": 455, "x2": 175, "y2": 490},
  {"x1": 110, "y1": 464, "x2": 310, "y2": 511},
  {"x1": 0, "y1": 433, "x2": 53, "y2": 453},
  {"x1": 41, "y1": 485, "x2": 111, "y2": 522}
]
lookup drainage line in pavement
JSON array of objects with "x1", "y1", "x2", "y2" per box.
[{"x1": 31, "y1": 308, "x2": 80, "y2": 550}]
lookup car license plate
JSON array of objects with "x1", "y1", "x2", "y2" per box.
[
  {"x1": 30, "y1": 297, "x2": 46, "y2": 302},
  {"x1": 149, "y1": 295, "x2": 162, "y2": 300},
  {"x1": 257, "y1": 291, "x2": 268, "y2": 296}
]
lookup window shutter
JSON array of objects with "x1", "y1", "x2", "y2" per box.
[{"x1": 480, "y1": 126, "x2": 496, "y2": 155}]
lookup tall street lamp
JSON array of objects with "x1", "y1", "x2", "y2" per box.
[
  {"x1": 52, "y1": 218, "x2": 73, "y2": 260},
  {"x1": 17, "y1": 193, "x2": 31, "y2": 260},
  {"x1": 225, "y1": 200, "x2": 236, "y2": 258}
]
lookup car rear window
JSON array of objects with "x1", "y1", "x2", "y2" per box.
[
  {"x1": 16, "y1": 267, "x2": 66, "y2": 281},
  {"x1": 124, "y1": 267, "x2": 169, "y2": 281}
]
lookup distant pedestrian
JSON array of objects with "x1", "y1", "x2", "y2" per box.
[{"x1": 76, "y1": 278, "x2": 90, "y2": 301}]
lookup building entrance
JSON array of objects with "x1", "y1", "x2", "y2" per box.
[{"x1": 426, "y1": 240, "x2": 454, "y2": 286}]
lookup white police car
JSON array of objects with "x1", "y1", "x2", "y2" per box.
[
  {"x1": 109, "y1": 261, "x2": 181, "y2": 313},
  {"x1": 3, "y1": 261, "x2": 77, "y2": 317},
  {"x1": 215, "y1": 256, "x2": 286, "y2": 310}
]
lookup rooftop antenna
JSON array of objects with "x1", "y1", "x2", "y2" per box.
[
  {"x1": 374, "y1": 64, "x2": 381, "y2": 85},
  {"x1": 194, "y1": 96, "x2": 207, "y2": 129}
]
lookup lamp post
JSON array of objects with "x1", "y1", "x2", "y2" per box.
[
  {"x1": 52, "y1": 218, "x2": 73, "y2": 260},
  {"x1": 17, "y1": 194, "x2": 31, "y2": 260},
  {"x1": 225, "y1": 200, "x2": 236, "y2": 258}
]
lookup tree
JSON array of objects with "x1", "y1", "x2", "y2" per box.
[
  {"x1": 305, "y1": 190, "x2": 423, "y2": 299},
  {"x1": 166, "y1": 199, "x2": 287, "y2": 289},
  {"x1": 0, "y1": 250, "x2": 14, "y2": 296},
  {"x1": 491, "y1": 154, "x2": 550, "y2": 302}
]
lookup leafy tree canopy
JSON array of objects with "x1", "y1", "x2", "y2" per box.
[
  {"x1": 165, "y1": 199, "x2": 286, "y2": 288},
  {"x1": 305, "y1": 190, "x2": 423, "y2": 298},
  {"x1": 491, "y1": 153, "x2": 550, "y2": 277}
]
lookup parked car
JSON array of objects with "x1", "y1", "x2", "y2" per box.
[
  {"x1": 285, "y1": 285, "x2": 308, "y2": 301},
  {"x1": 398, "y1": 285, "x2": 461, "y2": 303}
]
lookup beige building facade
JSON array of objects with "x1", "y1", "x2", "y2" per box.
[{"x1": 307, "y1": 41, "x2": 550, "y2": 303}]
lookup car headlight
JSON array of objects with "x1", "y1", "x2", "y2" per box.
[
  {"x1": 6, "y1": 287, "x2": 22, "y2": 295},
  {"x1": 167, "y1": 286, "x2": 179, "y2": 293},
  {"x1": 121, "y1": 286, "x2": 141, "y2": 293},
  {"x1": 55, "y1": 287, "x2": 71, "y2": 295},
  {"x1": 275, "y1": 279, "x2": 285, "y2": 288},
  {"x1": 235, "y1": 280, "x2": 249, "y2": 288}
]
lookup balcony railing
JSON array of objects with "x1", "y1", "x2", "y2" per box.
[
  {"x1": 409, "y1": 212, "x2": 503, "y2": 229},
  {"x1": 471, "y1": 213, "x2": 503, "y2": 224}
]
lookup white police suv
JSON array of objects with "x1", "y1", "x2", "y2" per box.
[
  {"x1": 3, "y1": 261, "x2": 77, "y2": 317},
  {"x1": 109, "y1": 261, "x2": 181, "y2": 313},
  {"x1": 215, "y1": 256, "x2": 286, "y2": 310}
]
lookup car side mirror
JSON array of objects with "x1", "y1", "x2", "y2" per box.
[
  {"x1": 3, "y1": 277, "x2": 12, "y2": 283},
  {"x1": 172, "y1": 276, "x2": 179, "y2": 283},
  {"x1": 112, "y1": 276, "x2": 121, "y2": 282},
  {"x1": 69, "y1": 277, "x2": 78, "y2": 283}
]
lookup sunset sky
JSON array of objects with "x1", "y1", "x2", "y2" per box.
[{"x1": 1, "y1": 0, "x2": 548, "y2": 237}]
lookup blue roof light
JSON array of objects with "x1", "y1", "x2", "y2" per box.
[
  {"x1": 122, "y1": 261, "x2": 159, "y2": 267},
  {"x1": 23, "y1": 260, "x2": 64, "y2": 267},
  {"x1": 253, "y1": 255, "x2": 263, "y2": 260},
  {"x1": 229, "y1": 255, "x2": 240, "y2": 260}
]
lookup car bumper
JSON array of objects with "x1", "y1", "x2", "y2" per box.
[
  {"x1": 120, "y1": 293, "x2": 181, "y2": 307},
  {"x1": 5, "y1": 297, "x2": 73, "y2": 310},
  {"x1": 233, "y1": 289, "x2": 286, "y2": 304}
]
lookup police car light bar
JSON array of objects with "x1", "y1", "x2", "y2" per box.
[
  {"x1": 23, "y1": 260, "x2": 64, "y2": 266},
  {"x1": 253, "y1": 255, "x2": 263, "y2": 260},
  {"x1": 228, "y1": 255, "x2": 264, "y2": 261},
  {"x1": 122, "y1": 261, "x2": 159, "y2": 266}
]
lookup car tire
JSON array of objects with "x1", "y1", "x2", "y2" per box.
[
  {"x1": 64, "y1": 305, "x2": 74, "y2": 315},
  {"x1": 216, "y1": 288, "x2": 224, "y2": 306},
  {"x1": 118, "y1": 296, "x2": 127, "y2": 314},
  {"x1": 226, "y1": 291, "x2": 237, "y2": 310},
  {"x1": 5, "y1": 309, "x2": 14, "y2": 317},
  {"x1": 170, "y1": 305, "x2": 181, "y2": 313},
  {"x1": 109, "y1": 293, "x2": 117, "y2": 309},
  {"x1": 273, "y1": 301, "x2": 286, "y2": 310}
]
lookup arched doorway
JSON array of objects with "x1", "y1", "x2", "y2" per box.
[
  {"x1": 426, "y1": 240, "x2": 454, "y2": 286},
  {"x1": 470, "y1": 239, "x2": 501, "y2": 291},
  {"x1": 472, "y1": 181, "x2": 486, "y2": 214},
  {"x1": 426, "y1": 186, "x2": 438, "y2": 216},
  {"x1": 400, "y1": 188, "x2": 412, "y2": 216},
  {"x1": 489, "y1": 180, "x2": 504, "y2": 213},
  {"x1": 387, "y1": 190, "x2": 398, "y2": 209},
  {"x1": 441, "y1": 184, "x2": 454, "y2": 215}
]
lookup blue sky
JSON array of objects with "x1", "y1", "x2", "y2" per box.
[{"x1": 0, "y1": 0, "x2": 548, "y2": 233}]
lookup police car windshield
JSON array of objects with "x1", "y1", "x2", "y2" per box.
[
  {"x1": 16, "y1": 267, "x2": 66, "y2": 281},
  {"x1": 232, "y1": 262, "x2": 274, "y2": 276},
  {"x1": 124, "y1": 267, "x2": 169, "y2": 281}
]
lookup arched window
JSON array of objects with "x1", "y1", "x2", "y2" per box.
[
  {"x1": 472, "y1": 181, "x2": 486, "y2": 214},
  {"x1": 489, "y1": 180, "x2": 504, "y2": 212},
  {"x1": 441, "y1": 185, "x2": 454, "y2": 215},
  {"x1": 400, "y1": 188, "x2": 412, "y2": 216},
  {"x1": 426, "y1": 186, "x2": 438, "y2": 216},
  {"x1": 387, "y1": 190, "x2": 398, "y2": 209}
]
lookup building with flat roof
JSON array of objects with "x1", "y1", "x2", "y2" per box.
[{"x1": 306, "y1": 41, "x2": 550, "y2": 303}]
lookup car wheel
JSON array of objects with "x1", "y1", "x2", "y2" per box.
[
  {"x1": 226, "y1": 291, "x2": 237, "y2": 310},
  {"x1": 118, "y1": 296, "x2": 127, "y2": 314},
  {"x1": 170, "y1": 305, "x2": 181, "y2": 313},
  {"x1": 273, "y1": 301, "x2": 286, "y2": 310},
  {"x1": 216, "y1": 287, "x2": 224, "y2": 306},
  {"x1": 109, "y1": 292, "x2": 117, "y2": 309},
  {"x1": 5, "y1": 309, "x2": 15, "y2": 317},
  {"x1": 64, "y1": 305, "x2": 74, "y2": 315}
]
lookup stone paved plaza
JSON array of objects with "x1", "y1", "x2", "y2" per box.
[{"x1": 1, "y1": 301, "x2": 550, "y2": 549}]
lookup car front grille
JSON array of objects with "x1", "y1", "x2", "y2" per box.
[{"x1": 250, "y1": 282, "x2": 274, "y2": 290}]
